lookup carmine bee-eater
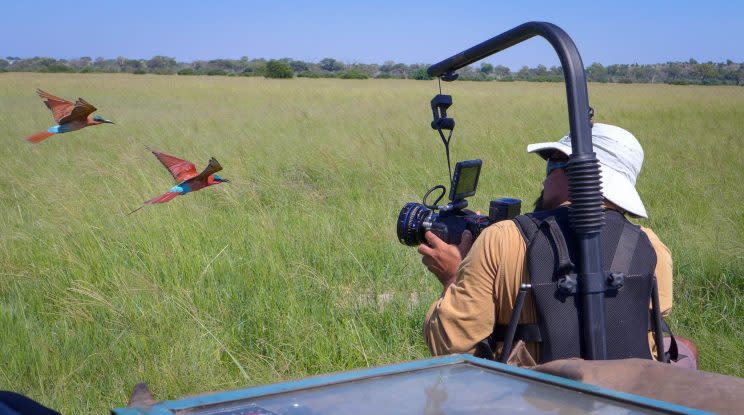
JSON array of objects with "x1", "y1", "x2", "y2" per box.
[
  {"x1": 25, "y1": 89, "x2": 114, "y2": 143},
  {"x1": 129, "y1": 147, "x2": 229, "y2": 214}
]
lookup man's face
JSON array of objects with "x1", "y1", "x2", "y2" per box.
[{"x1": 541, "y1": 151, "x2": 570, "y2": 210}]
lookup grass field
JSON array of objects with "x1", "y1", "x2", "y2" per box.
[{"x1": 1, "y1": 73, "x2": 742, "y2": 414}]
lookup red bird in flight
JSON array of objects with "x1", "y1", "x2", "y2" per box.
[
  {"x1": 26, "y1": 89, "x2": 114, "y2": 143},
  {"x1": 129, "y1": 148, "x2": 229, "y2": 214}
]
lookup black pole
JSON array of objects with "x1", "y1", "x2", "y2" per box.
[
  {"x1": 428, "y1": 22, "x2": 608, "y2": 360},
  {"x1": 500, "y1": 284, "x2": 529, "y2": 363},
  {"x1": 651, "y1": 277, "x2": 669, "y2": 363}
]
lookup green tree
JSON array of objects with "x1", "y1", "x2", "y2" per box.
[
  {"x1": 207, "y1": 69, "x2": 227, "y2": 76},
  {"x1": 720, "y1": 62, "x2": 740, "y2": 84},
  {"x1": 265, "y1": 60, "x2": 293, "y2": 78},
  {"x1": 665, "y1": 62, "x2": 682, "y2": 82},
  {"x1": 412, "y1": 68, "x2": 431, "y2": 80},
  {"x1": 289, "y1": 60, "x2": 309, "y2": 72},
  {"x1": 44, "y1": 62, "x2": 73, "y2": 73},
  {"x1": 246, "y1": 59, "x2": 267, "y2": 76},
  {"x1": 694, "y1": 63, "x2": 719, "y2": 82},
  {"x1": 493, "y1": 65, "x2": 511, "y2": 79},
  {"x1": 480, "y1": 63, "x2": 493, "y2": 74},
  {"x1": 454, "y1": 65, "x2": 478, "y2": 80},
  {"x1": 534, "y1": 64, "x2": 548, "y2": 76},
  {"x1": 146, "y1": 56, "x2": 177, "y2": 74},
  {"x1": 586, "y1": 62, "x2": 609, "y2": 82},
  {"x1": 517, "y1": 66, "x2": 530, "y2": 80},
  {"x1": 319, "y1": 58, "x2": 344, "y2": 72},
  {"x1": 379, "y1": 61, "x2": 406, "y2": 78},
  {"x1": 340, "y1": 69, "x2": 368, "y2": 79},
  {"x1": 348, "y1": 63, "x2": 378, "y2": 77}
]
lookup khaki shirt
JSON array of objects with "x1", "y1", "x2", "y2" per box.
[{"x1": 424, "y1": 218, "x2": 673, "y2": 359}]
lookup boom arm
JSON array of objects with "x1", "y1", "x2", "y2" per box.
[{"x1": 428, "y1": 21, "x2": 608, "y2": 360}]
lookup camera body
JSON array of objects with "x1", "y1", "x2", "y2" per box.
[{"x1": 397, "y1": 159, "x2": 521, "y2": 246}]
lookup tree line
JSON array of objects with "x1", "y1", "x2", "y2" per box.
[{"x1": 2, "y1": 56, "x2": 743, "y2": 85}]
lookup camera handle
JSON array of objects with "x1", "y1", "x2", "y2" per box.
[
  {"x1": 422, "y1": 185, "x2": 446, "y2": 209},
  {"x1": 421, "y1": 186, "x2": 469, "y2": 213},
  {"x1": 439, "y1": 199, "x2": 468, "y2": 213},
  {"x1": 431, "y1": 93, "x2": 456, "y2": 183}
]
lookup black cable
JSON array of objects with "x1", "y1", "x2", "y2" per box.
[
  {"x1": 423, "y1": 185, "x2": 446, "y2": 209},
  {"x1": 437, "y1": 128, "x2": 454, "y2": 184}
]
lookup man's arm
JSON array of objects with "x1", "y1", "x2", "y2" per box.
[
  {"x1": 423, "y1": 223, "x2": 517, "y2": 355},
  {"x1": 417, "y1": 230, "x2": 474, "y2": 292}
]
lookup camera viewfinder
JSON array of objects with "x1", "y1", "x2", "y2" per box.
[{"x1": 450, "y1": 159, "x2": 482, "y2": 202}]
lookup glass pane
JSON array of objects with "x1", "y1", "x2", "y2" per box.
[{"x1": 180, "y1": 362, "x2": 667, "y2": 415}]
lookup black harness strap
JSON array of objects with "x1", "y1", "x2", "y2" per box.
[
  {"x1": 543, "y1": 216, "x2": 575, "y2": 275},
  {"x1": 647, "y1": 309, "x2": 680, "y2": 362},
  {"x1": 663, "y1": 324, "x2": 680, "y2": 362},
  {"x1": 493, "y1": 214, "x2": 576, "y2": 361},
  {"x1": 610, "y1": 220, "x2": 641, "y2": 275},
  {"x1": 514, "y1": 215, "x2": 538, "y2": 243},
  {"x1": 495, "y1": 215, "x2": 562, "y2": 361}
]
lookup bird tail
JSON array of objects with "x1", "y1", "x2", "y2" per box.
[
  {"x1": 128, "y1": 192, "x2": 179, "y2": 215},
  {"x1": 25, "y1": 131, "x2": 55, "y2": 144},
  {"x1": 127, "y1": 205, "x2": 146, "y2": 216}
]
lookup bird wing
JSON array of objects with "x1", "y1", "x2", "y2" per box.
[
  {"x1": 58, "y1": 98, "x2": 98, "y2": 124},
  {"x1": 189, "y1": 157, "x2": 223, "y2": 183},
  {"x1": 146, "y1": 147, "x2": 198, "y2": 183},
  {"x1": 37, "y1": 89, "x2": 74, "y2": 123}
]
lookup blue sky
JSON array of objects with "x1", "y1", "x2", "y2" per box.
[{"x1": 3, "y1": 1, "x2": 743, "y2": 68}]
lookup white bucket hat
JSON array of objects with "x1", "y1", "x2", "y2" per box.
[{"x1": 527, "y1": 123, "x2": 648, "y2": 218}]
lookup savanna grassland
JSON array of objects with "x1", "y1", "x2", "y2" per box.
[{"x1": 1, "y1": 73, "x2": 743, "y2": 414}]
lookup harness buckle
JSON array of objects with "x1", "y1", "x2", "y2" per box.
[
  {"x1": 557, "y1": 273, "x2": 578, "y2": 295},
  {"x1": 608, "y1": 272, "x2": 625, "y2": 290}
]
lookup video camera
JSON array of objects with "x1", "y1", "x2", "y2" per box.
[{"x1": 396, "y1": 93, "x2": 521, "y2": 246}]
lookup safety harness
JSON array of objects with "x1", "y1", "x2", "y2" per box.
[{"x1": 475, "y1": 206, "x2": 678, "y2": 363}]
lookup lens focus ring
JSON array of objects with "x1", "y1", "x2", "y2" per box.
[{"x1": 397, "y1": 203, "x2": 431, "y2": 246}]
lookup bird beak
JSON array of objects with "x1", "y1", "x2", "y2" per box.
[
  {"x1": 104, "y1": 119, "x2": 115, "y2": 124},
  {"x1": 221, "y1": 178, "x2": 230, "y2": 183}
]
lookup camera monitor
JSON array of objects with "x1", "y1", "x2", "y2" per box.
[{"x1": 449, "y1": 159, "x2": 482, "y2": 201}]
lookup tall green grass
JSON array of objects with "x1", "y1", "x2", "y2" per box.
[{"x1": 0, "y1": 73, "x2": 742, "y2": 413}]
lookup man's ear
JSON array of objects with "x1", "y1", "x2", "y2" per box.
[{"x1": 533, "y1": 190, "x2": 545, "y2": 212}]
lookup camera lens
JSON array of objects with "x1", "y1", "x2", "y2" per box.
[{"x1": 397, "y1": 202, "x2": 431, "y2": 246}]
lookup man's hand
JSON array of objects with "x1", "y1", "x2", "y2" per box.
[{"x1": 418, "y1": 230, "x2": 474, "y2": 289}]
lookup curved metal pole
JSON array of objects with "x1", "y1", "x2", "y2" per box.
[{"x1": 428, "y1": 22, "x2": 608, "y2": 360}]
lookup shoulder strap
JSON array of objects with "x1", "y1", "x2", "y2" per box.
[
  {"x1": 514, "y1": 213, "x2": 575, "y2": 277},
  {"x1": 662, "y1": 319, "x2": 680, "y2": 362},
  {"x1": 514, "y1": 214, "x2": 539, "y2": 244},
  {"x1": 493, "y1": 213, "x2": 576, "y2": 361},
  {"x1": 610, "y1": 219, "x2": 641, "y2": 274},
  {"x1": 648, "y1": 311, "x2": 680, "y2": 362},
  {"x1": 542, "y1": 216, "x2": 575, "y2": 276}
]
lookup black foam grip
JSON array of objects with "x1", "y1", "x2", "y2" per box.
[{"x1": 566, "y1": 155, "x2": 604, "y2": 234}]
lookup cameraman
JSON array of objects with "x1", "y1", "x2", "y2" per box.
[{"x1": 418, "y1": 123, "x2": 672, "y2": 362}]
